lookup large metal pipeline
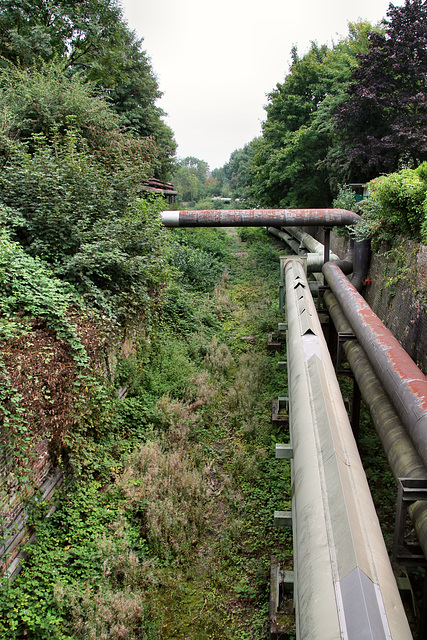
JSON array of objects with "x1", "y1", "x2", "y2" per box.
[
  {"x1": 268, "y1": 227, "x2": 352, "y2": 276},
  {"x1": 285, "y1": 226, "x2": 334, "y2": 256},
  {"x1": 325, "y1": 290, "x2": 427, "y2": 559},
  {"x1": 267, "y1": 227, "x2": 302, "y2": 254},
  {"x1": 323, "y1": 261, "x2": 427, "y2": 470},
  {"x1": 285, "y1": 227, "x2": 366, "y2": 282},
  {"x1": 273, "y1": 228, "x2": 424, "y2": 478},
  {"x1": 267, "y1": 227, "x2": 354, "y2": 275},
  {"x1": 161, "y1": 208, "x2": 360, "y2": 227},
  {"x1": 285, "y1": 257, "x2": 411, "y2": 639}
]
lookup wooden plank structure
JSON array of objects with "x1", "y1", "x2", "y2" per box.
[{"x1": 141, "y1": 178, "x2": 177, "y2": 204}]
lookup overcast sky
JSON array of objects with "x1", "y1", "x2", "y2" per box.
[{"x1": 121, "y1": 0, "x2": 403, "y2": 171}]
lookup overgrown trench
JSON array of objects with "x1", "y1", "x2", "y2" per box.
[
  {"x1": 1, "y1": 228, "x2": 295, "y2": 640},
  {"x1": 153, "y1": 228, "x2": 295, "y2": 639}
]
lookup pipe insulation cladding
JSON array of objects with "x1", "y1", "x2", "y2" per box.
[
  {"x1": 323, "y1": 261, "x2": 427, "y2": 471},
  {"x1": 284, "y1": 257, "x2": 411, "y2": 640},
  {"x1": 161, "y1": 208, "x2": 360, "y2": 228},
  {"x1": 324, "y1": 289, "x2": 427, "y2": 561}
]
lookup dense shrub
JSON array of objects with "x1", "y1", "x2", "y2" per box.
[
  {"x1": 0, "y1": 222, "x2": 85, "y2": 359},
  {"x1": 352, "y1": 163, "x2": 427, "y2": 246},
  {"x1": 170, "y1": 244, "x2": 225, "y2": 292},
  {"x1": 0, "y1": 129, "x2": 170, "y2": 318},
  {"x1": 1, "y1": 132, "x2": 125, "y2": 262}
]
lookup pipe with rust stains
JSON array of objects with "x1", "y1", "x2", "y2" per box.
[
  {"x1": 161, "y1": 208, "x2": 360, "y2": 228},
  {"x1": 325, "y1": 290, "x2": 427, "y2": 554},
  {"x1": 323, "y1": 261, "x2": 427, "y2": 470}
]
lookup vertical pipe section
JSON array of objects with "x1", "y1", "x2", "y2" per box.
[
  {"x1": 285, "y1": 257, "x2": 411, "y2": 640},
  {"x1": 323, "y1": 261, "x2": 427, "y2": 470}
]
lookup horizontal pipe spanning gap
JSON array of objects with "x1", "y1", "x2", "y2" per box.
[{"x1": 161, "y1": 208, "x2": 360, "y2": 228}]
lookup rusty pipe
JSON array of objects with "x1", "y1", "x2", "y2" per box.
[
  {"x1": 323, "y1": 261, "x2": 427, "y2": 470},
  {"x1": 325, "y1": 289, "x2": 427, "y2": 560},
  {"x1": 325, "y1": 290, "x2": 426, "y2": 480},
  {"x1": 161, "y1": 209, "x2": 360, "y2": 228}
]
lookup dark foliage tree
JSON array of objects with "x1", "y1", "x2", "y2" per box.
[
  {"x1": 337, "y1": 0, "x2": 427, "y2": 180},
  {"x1": 0, "y1": 0, "x2": 176, "y2": 178}
]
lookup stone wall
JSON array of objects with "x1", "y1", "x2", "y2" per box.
[{"x1": 364, "y1": 241, "x2": 427, "y2": 375}]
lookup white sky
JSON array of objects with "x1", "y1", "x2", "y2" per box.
[{"x1": 121, "y1": 0, "x2": 403, "y2": 171}]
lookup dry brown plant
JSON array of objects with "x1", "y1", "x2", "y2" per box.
[
  {"x1": 117, "y1": 436, "x2": 210, "y2": 561},
  {"x1": 204, "y1": 336, "x2": 234, "y2": 376},
  {"x1": 56, "y1": 582, "x2": 149, "y2": 640}
]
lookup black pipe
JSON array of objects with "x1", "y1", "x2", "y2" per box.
[{"x1": 351, "y1": 239, "x2": 371, "y2": 291}]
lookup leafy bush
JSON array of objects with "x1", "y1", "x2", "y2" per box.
[
  {"x1": 171, "y1": 227, "x2": 230, "y2": 260},
  {"x1": 333, "y1": 184, "x2": 359, "y2": 212},
  {"x1": 0, "y1": 223, "x2": 86, "y2": 361},
  {"x1": 143, "y1": 333, "x2": 197, "y2": 399},
  {"x1": 352, "y1": 164, "x2": 427, "y2": 246},
  {"x1": 1, "y1": 134, "x2": 119, "y2": 262},
  {"x1": 370, "y1": 167, "x2": 427, "y2": 236},
  {"x1": 0, "y1": 481, "x2": 161, "y2": 640},
  {"x1": 168, "y1": 228, "x2": 229, "y2": 293},
  {"x1": 60, "y1": 197, "x2": 170, "y2": 317},
  {"x1": 332, "y1": 185, "x2": 359, "y2": 237},
  {"x1": 170, "y1": 243, "x2": 224, "y2": 292},
  {"x1": 0, "y1": 128, "x2": 170, "y2": 318},
  {"x1": 0, "y1": 64, "x2": 118, "y2": 154}
]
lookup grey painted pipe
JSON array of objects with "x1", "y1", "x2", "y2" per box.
[
  {"x1": 286, "y1": 226, "x2": 354, "y2": 276},
  {"x1": 267, "y1": 227, "x2": 302, "y2": 254},
  {"x1": 285, "y1": 257, "x2": 411, "y2": 639},
  {"x1": 325, "y1": 289, "x2": 427, "y2": 560},
  {"x1": 323, "y1": 261, "x2": 427, "y2": 470},
  {"x1": 161, "y1": 208, "x2": 361, "y2": 228},
  {"x1": 285, "y1": 226, "x2": 336, "y2": 256},
  {"x1": 267, "y1": 227, "x2": 352, "y2": 274}
]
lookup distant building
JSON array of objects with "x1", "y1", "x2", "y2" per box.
[{"x1": 348, "y1": 183, "x2": 369, "y2": 202}]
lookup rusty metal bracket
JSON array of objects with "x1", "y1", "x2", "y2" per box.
[
  {"x1": 336, "y1": 331, "x2": 357, "y2": 375},
  {"x1": 393, "y1": 478, "x2": 427, "y2": 566},
  {"x1": 270, "y1": 556, "x2": 295, "y2": 640}
]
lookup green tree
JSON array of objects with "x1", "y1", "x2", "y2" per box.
[
  {"x1": 0, "y1": 0, "x2": 122, "y2": 68},
  {"x1": 225, "y1": 140, "x2": 259, "y2": 202},
  {"x1": 248, "y1": 22, "x2": 379, "y2": 207},
  {"x1": 0, "y1": 0, "x2": 176, "y2": 178},
  {"x1": 174, "y1": 157, "x2": 210, "y2": 203}
]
